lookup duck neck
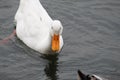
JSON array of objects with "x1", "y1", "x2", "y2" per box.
[{"x1": 20, "y1": 0, "x2": 40, "y2": 5}]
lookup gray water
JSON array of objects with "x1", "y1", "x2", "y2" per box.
[{"x1": 0, "y1": 0, "x2": 120, "y2": 80}]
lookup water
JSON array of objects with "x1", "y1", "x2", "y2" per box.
[{"x1": 0, "y1": 0, "x2": 120, "y2": 80}]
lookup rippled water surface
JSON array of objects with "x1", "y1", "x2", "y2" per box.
[{"x1": 0, "y1": 0, "x2": 120, "y2": 80}]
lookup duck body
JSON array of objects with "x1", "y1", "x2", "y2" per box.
[
  {"x1": 77, "y1": 70, "x2": 107, "y2": 80},
  {"x1": 15, "y1": 0, "x2": 63, "y2": 53}
]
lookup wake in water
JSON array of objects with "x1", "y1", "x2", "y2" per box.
[{"x1": 0, "y1": 29, "x2": 16, "y2": 45}]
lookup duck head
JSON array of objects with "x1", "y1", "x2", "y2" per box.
[
  {"x1": 50, "y1": 20, "x2": 63, "y2": 52},
  {"x1": 77, "y1": 70, "x2": 103, "y2": 80}
]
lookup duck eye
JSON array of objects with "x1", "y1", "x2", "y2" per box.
[
  {"x1": 51, "y1": 27, "x2": 53, "y2": 29},
  {"x1": 59, "y1": 27, "x2": 62, "y2": 30}
]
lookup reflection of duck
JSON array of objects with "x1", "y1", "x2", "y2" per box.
[
  {"x1": 14, "y1": 0, "x2": 64, "y2": 54},
  {"x1": 77, "y1": 70, "x2": 107, "y2": 80},
  {"x1": 43, "y1": 55, "x2": 59, "y2": 80}
]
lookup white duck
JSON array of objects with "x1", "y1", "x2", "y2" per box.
[{"x1": 14, "y1": 0, "x2": 64, "y2": 54}]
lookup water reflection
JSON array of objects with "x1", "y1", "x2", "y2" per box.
[{"x1": 42, "y1": 54, "x2": 59, "y2": 80}]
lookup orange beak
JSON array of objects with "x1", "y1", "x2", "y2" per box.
[{"x1": 51, "y1": 34, "x2": 60, "y2": 52}]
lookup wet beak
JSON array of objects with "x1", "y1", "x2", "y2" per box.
[{"x1": 51, "y1": 34, "x2": 60, "y2": 52}]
